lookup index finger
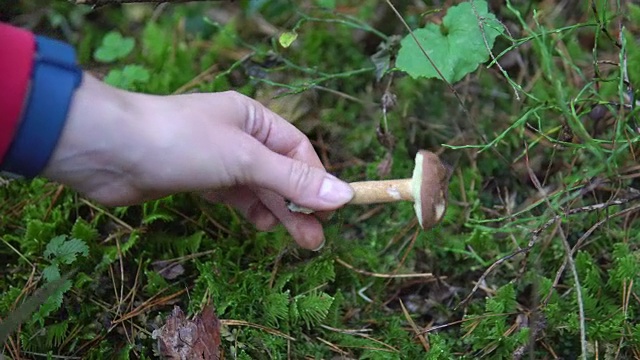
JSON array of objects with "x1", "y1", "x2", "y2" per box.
[{"x1": 233, "y1": 92, "x2": 326, "y2": 169}]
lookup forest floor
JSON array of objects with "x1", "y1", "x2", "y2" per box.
[{"x1": 2, "y1": 1, "x2": 640, "y2": 359}]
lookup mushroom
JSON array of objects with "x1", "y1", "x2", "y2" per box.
[{"x1": 288, "y1": 150, "x2": 451, "y2": 229}]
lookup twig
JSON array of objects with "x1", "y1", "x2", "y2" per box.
[
  {"x1": 469, "y1": 0, "x2": 520, "y2": 100},
  {"x1": 79, "y1": 198, "x2": 134, "y2": 232},
  {"x1": 399, "y1": 299, "x2": 430, "y2": 352},
  {"x1": 556, "y1": 225, "x2": 587, "y2": 360},
  {"x1": 318, "y1": 324, "x2": 399, "y2": 353},
  {"x1": 222, "y1": 319, "x2": 296, "y2": 341},
  {"x1": 335, "y1": 257, "x2": 439, "y2": 280},
  {"x1": 456, "y1": 247, "x2": 530, "y2": 308},
  {"x1": 315, "y1": 337, "x2": 350, "y2": 356}
]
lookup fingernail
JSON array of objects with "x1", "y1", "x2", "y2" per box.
[
  {"x1": 318, "y1": 175, "x2": 354, "y2": 205},
  {"x1": 312, "y1": 239, "x2": 326, "y2": 252}
]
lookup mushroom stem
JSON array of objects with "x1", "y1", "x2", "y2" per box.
[
  {"x1": 348, "y1": 179, "x2": 413, "y2": 204},
  {"x1": 286, "y1": 150, "x2": 450, "y2": 230}
]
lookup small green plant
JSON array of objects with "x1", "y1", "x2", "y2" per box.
[
  {"x1": 94, "y1": 30, "x2": 150, "y2": 90},
  {"x1": 103, "y1": 64, "x2": 150, "y2": 89},
  {"x1": 396, "y1": 0, "x2": 503, "y2": 82},
  {"x1": 94, "y1": 31, "x2": 134, "y2": 62},
  {"x1": 33, "y1": 235, "x2": 88, "y2": 324}
]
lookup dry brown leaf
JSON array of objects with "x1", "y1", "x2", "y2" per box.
[
  {"x1": 153, "y1": 305, "x2": 221, "y2": 360},
  {"x1": 152, "y1": 260, "x2": 185, "y2": 280}
]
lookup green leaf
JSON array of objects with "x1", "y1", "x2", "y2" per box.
[
  {"x1": 32, "y1": 279, "x2": 72, "y2": 324},
  {"x1": 396, "y1": 0, "x2": 503, "y2": 82},
  {"x1": 71, "y1": 219, "x2": 98, "y2": 243},
  {"x1": 104, "y1": 65, "x2": 150, "y2": 90},
  {"x1": 24, "y1": 220, "x2": 55, "y2": 245},
  {"x1": 44, "y1": 236, "x2": 89, "y2": 265},
  {"x1": 278, "y1": 31, "x2": 298, "y2": 48},
  {"x1": 94, "y1": 31, "x2": 135, "y2": 63},
  {"x1": 42, "y1": 264, "x2": 61, "y2": 282},
  {"x1": 43, "y1": 235, "x2": 66, "y2": 260}
]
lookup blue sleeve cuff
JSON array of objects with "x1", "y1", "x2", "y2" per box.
[{"x1": 0, "y1": 35, "x2": 83, "y2": 178}]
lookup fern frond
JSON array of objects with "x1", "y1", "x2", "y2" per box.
[
  {"x1": 294, "y1": 292, "x2": 333, "y2": 329},
  {"x1": 264, "y1": 291, "x2": 290, "y2": 327},
  {"x1": 45, "y1": 320, "x2": 69, "y2": 347}
]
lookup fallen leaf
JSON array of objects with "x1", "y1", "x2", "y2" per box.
[
  {"x1": 153, "y1": 305, "x2": 221, "y2": 360},
  {"x1": 152, "y1": 260, "x2": 185, "y2": 280}
]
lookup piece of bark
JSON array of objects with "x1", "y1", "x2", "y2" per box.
[{"x1": 153, "y1": 305, "x2": 221, "y2": 360}]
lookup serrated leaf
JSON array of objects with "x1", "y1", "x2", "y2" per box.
[
  {"x1": 32, "y1": 279, "x2": 72, "y2": 324},
  {"x1": 396, "y1": 0, "x2": 503, "y2": 82},
  {"x1": 55, "y1": 238, "x2": 89, "y2": 265},
  {"x1": 44, "y1": 235, "x2": 67, "y2": 260},
  {"x1": 71, "y1": 219, "x2": 98, "y2": 243},
  {"x1": 486, "y1": 283, "x2": 516, "y2": 314},
  {"x1": 94, "y1": 31, "x2": 135, "y2": 63},
  {"x1": 24, "y1": 220, "x2": 55, "y2": 244},
  {"x1": 278, "y1": 31, "x2": 298, "y2": 48},
  {"x1": 44, "y1": 236, "x2": 88, "y2": 266},
  {"x1": 42, "y1": 264, "x2": 61, "y2": 282}
]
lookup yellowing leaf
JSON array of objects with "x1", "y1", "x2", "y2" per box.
[{"x1": 279, "y1": 31, "x2": 298, "y2": 48}]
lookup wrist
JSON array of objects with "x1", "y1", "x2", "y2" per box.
[{"x1": 42, "y1": 74, "x2": 148, "y2": 204}]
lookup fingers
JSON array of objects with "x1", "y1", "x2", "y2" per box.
[
  {"x1": 256, "y1": 189, "x2": 325, "y2": 251},
  {"x1": 198, "y1": 91, "x2": 348, "y2": 249},
  {"x1": 227, "y1": 92, "x2": 353, "y2": 209},
  {"x1": 230, "y1": 92, "x2": 325, "y2": 168},
  {"x1": 202, "y1": 187, "x2": 278, "y2": 231},
  {"x1": 204, "y1": 187, "x2": 326, "y2": 250},
  {"x1": 241, "y1": 139, "x2": 354, "y2": 211}
]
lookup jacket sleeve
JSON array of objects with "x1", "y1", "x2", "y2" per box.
[
  {"x1": 0, "y1": 22, "x2": 82, "y2": 178},
  {"x1": 0, "y1": 22, "x2": 35, "y2": 165}
]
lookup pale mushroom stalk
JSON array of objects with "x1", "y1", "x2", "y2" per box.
[
  {"x1": 288, "y1": 150, "x2": 451, "y2": 230},
  {"x1": 348, "y1": 180, "x2": 413, "y2": 204}
]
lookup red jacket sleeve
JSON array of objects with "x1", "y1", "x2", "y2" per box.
[{"x1": 0, "y1": 22, "x2": 35, "y2": 164}]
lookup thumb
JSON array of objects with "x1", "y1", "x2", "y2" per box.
[{"x1": 244, "y1": 143, "x2": 354, "y2": 210}]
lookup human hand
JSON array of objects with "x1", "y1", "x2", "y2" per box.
[{"x1": 43, "y1": 74, "x2": 354, "y2": 250}]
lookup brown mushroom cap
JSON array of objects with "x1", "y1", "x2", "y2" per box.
[{"x1": 410, "y1": 150, "x2": 450, "y2": 229}]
